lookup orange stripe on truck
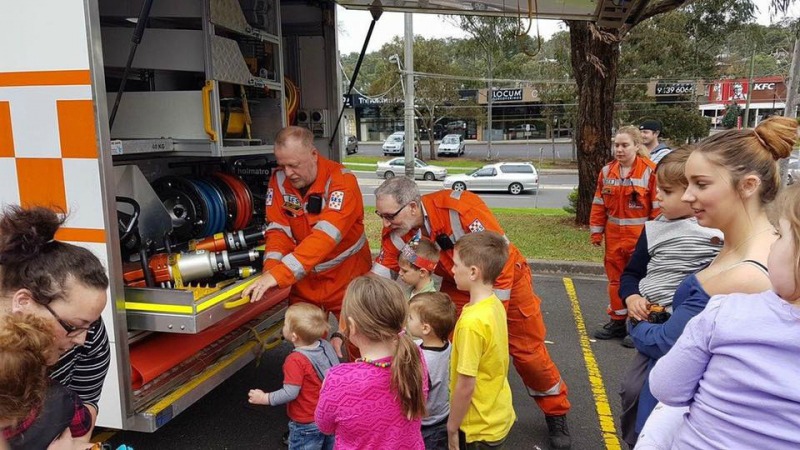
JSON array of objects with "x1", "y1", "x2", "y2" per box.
[
  {"x1": 55, "y1": 227, "x2": 107, "y2": 243},
  {"x1": 0, "y1": 70, "x2": 91, "y2": 87},
  {"x1": 0, "y1": 102, "x2": 13, "y2": 157},
  {"x1": 58, "y1": 100, "x2": 98, "y2": 158},
  {"x1": 16, "y1": 158, "x2": 67, "y2": 210}
]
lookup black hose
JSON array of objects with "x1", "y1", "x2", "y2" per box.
[
  {"x1": 328, "y1": 5, "x2": 383, "y2": 148},
  {"x1": 109, "y1": 0, "x2": 155, "y2": 129}
]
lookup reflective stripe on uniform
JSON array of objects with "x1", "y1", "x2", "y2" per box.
[
  {"x1": 527, "y1": 379, "x2": 563, "y2": 397},
  {"x1": 652, "y1": 201, "x2": 660, "y2": 209},
  {"x1": 450, "y1": 190, "x2": 462, "y2": 200},
  {"x1": 371, "y1": 263, "x2": 396, "y2": 279},
  {"x1": 314, "y1": 220, "x2": 342, "y2": 244},
  {"x1": 592, "y1": 197, "x2": 604, "y2": 205},
  {"x1": 275, "y1": 171, "x2": 287, "y2": 196},
  {"x1": 494, "y1": 288, "x2": 511, "y2": 301},
  {"x1": 281, "y1": 254, "x2": 306, "y2": 279},
  {"x1": 264, "y1": 251, "x2": 283, "y2": 261},
  {"x1": 449, "y1": 210, "x2": 465, "y2": 240},
  {"x1": 590, "y1": 226, "x2": 604, "y2": 233},
  {"x1": 612, "y1": 308, "x2": 628, "y2": 315},
  {"x1": 390, "y1": 232, "x2": 406, "y2": 251},
  {"x1": 314, "y1": 233, "x2": 368, "y2": 273},
  {"x1": 266, "y1": 222, "x2": 293, "y2": 237},
  {"x1": 341, "y1": 168, "x2": 353, "y2": 175},
  {"x1": 608, "y1": 216, "x2": 647, "y2": 226}
]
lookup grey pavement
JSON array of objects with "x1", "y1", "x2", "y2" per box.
[{"x1": 106, "y1": 270, "x2": 637, "y2": 450}]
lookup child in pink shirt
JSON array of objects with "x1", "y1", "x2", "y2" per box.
[{"x1": 315, "y1": 276, "x2": 428, "y2": 449}]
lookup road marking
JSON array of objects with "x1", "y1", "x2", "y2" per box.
[{"x1": 562, "y1": 277, "x2": 622, "y2": 450}]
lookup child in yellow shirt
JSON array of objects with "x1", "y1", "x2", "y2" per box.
[{"x1": 447, "y1": 231, "x2": 515, "y2": 449}]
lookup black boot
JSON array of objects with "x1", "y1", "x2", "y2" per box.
[
  {"x1": 593, "y1": 319, "x2": 627, "y2": 340},
  {"x1": 546, "y1": 415, "x2": 571, "y2": 449}
]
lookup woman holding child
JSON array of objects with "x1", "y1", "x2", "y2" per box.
[
  {"x1": 626, "y1": 116, "x2": 797, "y2": 447},
  {"x1": 0, "y1": 206, "x2": 110, "y2": 448}
]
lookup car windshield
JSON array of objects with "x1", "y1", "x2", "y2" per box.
[
  {"x1": 416, "y1": 159, "x2": 428, "y2": 166},
  {"x1": 443, "y1": 137, "x2": 458, "y2": 144},
  {"x1": 389, "y1": 136, "x2": 403, "y2": 142},
  {"x1": 467, "y1": 168, "x2": 480, "y2": 176}
]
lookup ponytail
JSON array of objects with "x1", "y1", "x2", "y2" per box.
[
  {"x1": 342, "y1": 276, "x2": 428, "y2": 420},
  {"x1": 392, "y1": 332, "x2": 427, "y2": 420}
]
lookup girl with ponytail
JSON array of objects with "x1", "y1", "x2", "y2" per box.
[{"x1": 315, "y1": 275, "x2": 427, "y2": 449}]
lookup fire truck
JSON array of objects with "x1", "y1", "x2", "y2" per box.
[{"x1": 0, "y1": 0, "x2": 633, "y2": 433}]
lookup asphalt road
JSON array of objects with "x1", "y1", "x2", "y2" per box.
[
  {"x1": 106, "y1": 274, "x2": 635, "y2": 450},
  {"x1": 357, "y1": 141, "x2": 577, "y2": 161},
  {"x1": 356, "y1": 171, "x2": 577, "y2": 209}
]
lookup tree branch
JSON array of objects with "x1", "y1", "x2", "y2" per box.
[{"x1": 635, "y1": 0, "x2": 695, "y2": 26}]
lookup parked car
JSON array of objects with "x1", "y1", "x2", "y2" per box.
[
  {"x1": 437, "y1": 134, "x2": 466, "y2": 156},
  {"x1": 381, "y1": 132, "x2": 419, "y2": 156},
  {"x1": 376, "y1": 157, "x2": 447, "y2": 181},
  {"x1": 345, "y1": 135, "x2": 358, "y2": 154},
  {"x1": 443, "y1": 162, "x2": 538, "y2": 195}
]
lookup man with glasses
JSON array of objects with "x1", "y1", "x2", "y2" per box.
[
  {"x1": 244, "y1": 126, "x2": 372, "y2": 349},
  {"x1": 372, "y1": 177, "x2": 573, "y2": 449}
]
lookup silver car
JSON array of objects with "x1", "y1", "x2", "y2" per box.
[
  {"x1": 437, "y1": 134, "x2": 465, "y2": 156},
  {"x1": 443, "y1": 162, "x2": 539, "y2": 195},
  {"x1": 376, "y1": 157, "x2": 448, "y2": 181}
]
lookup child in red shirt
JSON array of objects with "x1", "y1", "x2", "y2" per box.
[{"x1": 248, "y1": 303, "x2": 339, "y2": 450}]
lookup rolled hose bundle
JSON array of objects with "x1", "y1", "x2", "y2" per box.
[{"x1": 153, "y1": 174, "x2": 254, "y2": 241}]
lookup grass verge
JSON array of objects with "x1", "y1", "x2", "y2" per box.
[{"x1": 363, "y1": 206, "x2": 603, "y2": 263}]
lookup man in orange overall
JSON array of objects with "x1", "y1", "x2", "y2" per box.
[
  {"x1": 590, "y1": 127, "x2": 659, "y2": 340},
  {"x1": 244, "y1": 126, "x2": 372, "y2": 319},
  {"x1": 372, "y1": 176, "x2": 572, "y2": 449}
]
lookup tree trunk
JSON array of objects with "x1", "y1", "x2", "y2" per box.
[{"x1": 568, "y1": 21, "x2": 620, "y2": 225}]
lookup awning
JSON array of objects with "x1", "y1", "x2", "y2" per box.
[
  {"x1": 699, "y1": 102, "x2": 786, "y2": 111},
  {"x1": 335, "y1": 0, "x2": 651, "y2": 28}
]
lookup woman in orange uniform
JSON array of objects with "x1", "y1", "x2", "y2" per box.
[{"x1": 590, "y1": 126, "x2": 659, "y2": 340}]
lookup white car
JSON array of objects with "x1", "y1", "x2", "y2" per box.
[
  {"x1": 443, "y1": 162, "x2": 539, "y2": 195},
  {"x1": 376, "y1": 157, "x2": 447, "y2": 181},
  {"x1": 437, "y1": 134, "x2": 465, "y2": 156},
  {"x1": 382, "y1": 132, "x2": 405, "y2": 155}
]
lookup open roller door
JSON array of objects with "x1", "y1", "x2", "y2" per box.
[{"x1": 335, "y1": 0, "x2": 651, "y2": 29}]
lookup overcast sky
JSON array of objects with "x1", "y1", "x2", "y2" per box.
[{"x1": 336, "y1": 4, "x2": 795, "y2": 55}]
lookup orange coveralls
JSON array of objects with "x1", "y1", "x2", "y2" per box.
[
  {"x1": 264, "y1": 157, "x2": 372, "y2": 316},
  {"x1": 590, "y1": 156, "x2": 659, "y2": 320},
  {"x1": 373, "y1": 190, "x2": 570, "y2": 416}
]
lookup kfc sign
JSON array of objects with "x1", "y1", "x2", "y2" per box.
[{"x1": 753, "y1": 83, "x2": 776, "y2": 91}]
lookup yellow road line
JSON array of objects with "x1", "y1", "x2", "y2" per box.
[
  {"x1": 563, "y1": 277, "x2": 622, "y2": 450},
  {"x1": 92, "y1": 430, "x2": 117, "y2": 443}
]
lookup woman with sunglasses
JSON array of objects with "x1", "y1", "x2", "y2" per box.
[{"x1": 0, "y1": 205, "x2": 109, "y2": 444}]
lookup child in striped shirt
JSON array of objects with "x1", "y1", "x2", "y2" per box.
[{"x1": 617, "y1": 146, "x2": 723, "y2": 447}]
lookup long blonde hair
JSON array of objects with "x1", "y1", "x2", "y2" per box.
[
  {"x1": 342, "y1": 276, "x2": 426, "y2": 420},
  {"x1": 617, "y1": 125, "x2": 650, "y2": 158},
  {"x1": 770, "y1": 183, "x2": 800, "y2": 297}
]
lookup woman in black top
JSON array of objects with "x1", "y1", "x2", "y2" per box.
[{"x1": 0, "y1": 205, "x2": 109, "y2": 443}]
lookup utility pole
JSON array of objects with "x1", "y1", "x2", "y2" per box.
[
  {"x1": 486, "y1": 51, "x2": 494, "y2": 160},
  {"x1": 403, "y1": 13, "x2": 415, "y2": 178},
  {"x1": 743, "y1": 47, "x2": 756, "y2": 128},
  {"x1": 785, "y1": 38, "x2": 800, "y2": 119}
]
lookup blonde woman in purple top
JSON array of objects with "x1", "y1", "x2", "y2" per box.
[
  {"x1": 644, "y1": 184, "x2": 800, "y2": 450},
  {"x1": 315, "y1": 276, "x2": 428, "y2": 450}
]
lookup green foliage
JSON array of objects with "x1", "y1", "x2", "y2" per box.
[
  {"x1": 721, "y1": 103, "x2": 742, "y2": 129},
  {"x1": 563, "y1": 187, "x2": 579, "y2": 215}
]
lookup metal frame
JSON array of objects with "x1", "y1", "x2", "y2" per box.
[{"x1": 85, "y1": 0, "x2": 137, "y2": 429}]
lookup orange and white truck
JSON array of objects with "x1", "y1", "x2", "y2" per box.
[{"x1": 0, "y1": 0, "x2": 628, "y2": 433}]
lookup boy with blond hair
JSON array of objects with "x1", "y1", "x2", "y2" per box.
[
  {"x1": 248, "y1": 302, "x2": 339, "y2": 450},
  {"x1": 447, "y1": 231, "x2": 515, "y2": 450},
  {"x1": 407, "y1": 292, "x2": 457, "y2": 449},
  {"x1": 398, "y1": 238, "x2": 441, "y2": 299}
]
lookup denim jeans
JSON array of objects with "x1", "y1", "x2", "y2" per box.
[
  {"x1": 288, "y1": 421, "x2": 334, "y2": 450},
  {"x1": 422, "y1": 420, "x2": 448, "y2": 450}
]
